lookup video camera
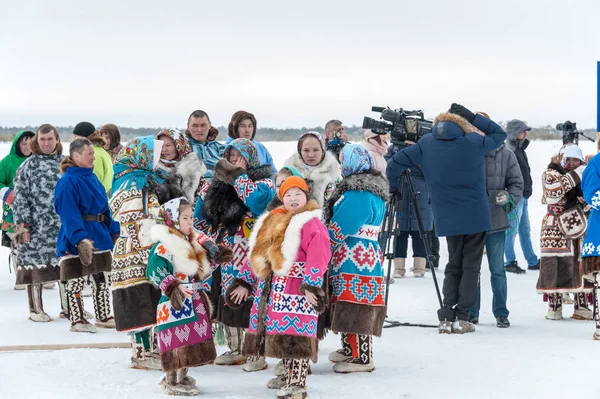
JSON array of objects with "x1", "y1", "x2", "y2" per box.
[
  {"x1": 556, "y1": 120, "x2": 595, "y2": 144},
  {"x1": 363, "y1": 106, "x2": 432, "y2": 146}
]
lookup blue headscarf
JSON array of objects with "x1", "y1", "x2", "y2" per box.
[
  {"x1": 112, "y1": 135, "x2": 165, "y2": 195},
  {"x1": 340, "y1": 143, "x2": 376, "y2": 177}
]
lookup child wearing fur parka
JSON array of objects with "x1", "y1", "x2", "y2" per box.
[
  {"x1": 325, "y1": 144, "x2": 388, "y2": 374},
  {"x1": 146, "y1": 197, "x2": 232, "y2": 396},
  {"x1": 283, "y1": 132, "x2": 341, "y2": 207},
  {"x1": 226, "y1": 176, "x2": 331, "y2": 399}
]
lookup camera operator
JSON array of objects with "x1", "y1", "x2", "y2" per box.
[
  {"x1": 386, "y1": 104, "x2": 507, "y2": 334},
  {"x1": 504, "y1": 120, "x2": 539, "y2": 273},
  {"x1": 384, "y1": 139, "x2": 433, "y2": 278},
  {"x1": 325, "y1": 119, "x2": 349, "y2": 161}
]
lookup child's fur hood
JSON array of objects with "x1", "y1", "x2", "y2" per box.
[
  {"x1": 150, "y1": 224, "x2": 210, "y2": 277},
  {"x1": 249, "y1": 200, "x2": 321, "y2": 278}
]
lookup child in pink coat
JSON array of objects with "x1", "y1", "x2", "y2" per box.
[{"x1": 226, "y1": 176, "x2": 331, "y2": 399}]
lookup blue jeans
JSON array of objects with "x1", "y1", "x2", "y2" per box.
[
  {"x1": 472, "y1": 231, "x2": 509, "y2": 318},
  {"x1": 504, "y1": 198, "x2": 539, "y2": 266}
]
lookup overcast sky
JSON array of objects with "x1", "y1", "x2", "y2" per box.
[{"x1": 1, "y1": 0, "x2": 599, "y2": 130}]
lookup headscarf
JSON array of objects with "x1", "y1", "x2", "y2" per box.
[
  {"x1": 280, "y1": 166, "x2": 303, "y2": 178},
  {"x1": 560, "y1": 144, "x2": 585, "y2": 168},
  {"x1": 158, "y1": 197, "x2": 187, "y2": 230},
  {"x1": 362, "y1": 129, "x2": 389, "y2": 156},
  {"x1": 297, "y1": 131, "x2": 327, "y2": 165},
  {"x1": 223, "y1": 138, "x2": 260, "y2": 169},
  {"x1": 112, "y1": 135, "x2": 164, "y2": 194},
  {"x1": 340, "y1": 143, "x2": 376, "y2": 177},
  {"x1": 156, "y1": 128, "x2": 192, "y2": 166}
]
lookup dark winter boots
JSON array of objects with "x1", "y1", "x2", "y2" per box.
[{"x1": 91, "y1": 272, "x2": 116, "y2": 328}]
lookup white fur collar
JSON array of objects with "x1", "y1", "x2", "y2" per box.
[
  {"x1": 284, "y1": 152, "x2": 341, "y2": 206},
  {"x1": 278, "y1": 209, "x2": 322, "y2": 276},
  {"x1": 248, "y1": 209, "x2": 323, "y2": 277},
  {"x1": 150, "y1": 225, "x2": 209, "y2": 277}
]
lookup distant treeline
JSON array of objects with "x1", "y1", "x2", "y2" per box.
[{"x1": 0, "y1": 123, "x2": 595, "y2": 143}]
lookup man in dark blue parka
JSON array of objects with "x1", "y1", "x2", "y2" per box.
[
  {"x1": 386, "y1": 104, "x2": 507, "y2": 333},
  {"x1": 55, "y1": 138, "x2": 120, "y2": 333}
]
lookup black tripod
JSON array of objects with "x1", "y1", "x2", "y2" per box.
[{"x1": 380, "y1": 169, "x2": 443, "y2": 328}]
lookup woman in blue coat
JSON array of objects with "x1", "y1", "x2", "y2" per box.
[{"x1": 325, "y1": 144, "x2": 388, "y2": 374}]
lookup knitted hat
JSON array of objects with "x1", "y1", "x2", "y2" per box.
[
  {"x1": 279, "y1": 176, "x2": 309, "y2": 198},
  {"x1": 73, "y1": 122, "x2": 96, "y2": 138},
  {"x1": 223, "y1": 138, "x2": 260, "y2": 168}
]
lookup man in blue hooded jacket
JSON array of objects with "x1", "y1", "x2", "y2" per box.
[{"x1": 387, "y1": 104, "x2": 507, "y2": 334}]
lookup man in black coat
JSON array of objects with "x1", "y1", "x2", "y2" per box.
[{"x1": 504, "y1": 120, "x2": 540, "y2": 273}]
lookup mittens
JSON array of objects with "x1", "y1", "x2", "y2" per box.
[
  {"x1": 494, "y1": 190, "x2": 509, "y2": 206},
  {"x1": 449, "y1": 103, "x2": 476, "y2": 123},
  {"x1": 77, "y1": 239, "x2": 97, "y2": 267}
]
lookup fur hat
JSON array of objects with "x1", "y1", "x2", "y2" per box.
[
  {"x1": 73, "y1": 122, "x2": 96, "y2": 138},
  {"x1": 228, "y1": 110, "x2": 257, "y2": 140},
  {"x1": 279, "y1": 176, "x2": 309, "y2": 198}
]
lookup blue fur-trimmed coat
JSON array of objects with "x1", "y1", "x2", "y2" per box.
[{"x1": 324, "y1": 170, "x2": 388, "y2": 337}]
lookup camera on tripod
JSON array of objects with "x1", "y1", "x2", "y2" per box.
[
  {"x1": 556, "y1": 120, "x2": 595, "y2": 144},
  {"x1": 363, "y1": 106, "x2": 432, "y2": 146}
]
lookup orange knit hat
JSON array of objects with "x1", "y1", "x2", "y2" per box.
[{"x1": 279, "y1": 176, "x2": 309, "y2": 198}]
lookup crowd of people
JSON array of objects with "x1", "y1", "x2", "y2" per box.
[{"x1": 2, "y1": 105, "x2": 600, "y2": 399}]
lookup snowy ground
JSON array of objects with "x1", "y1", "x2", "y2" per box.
[{"x1": 1, "y1": 139, "x2": 599, "y2": 399}]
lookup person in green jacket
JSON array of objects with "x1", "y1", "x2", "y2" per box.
[
  {"x1": 0, "y1": 130, "x2": 35, "y2": 289},
  {"x1": 73, "y1": 121, "x2": 113, "y2": 194}
]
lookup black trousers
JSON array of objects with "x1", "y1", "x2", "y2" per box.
[
  {"x1": 437, "y1": 232, "x2": 486, "y2": 321},
  {"x1": 394, "y1": 230, "x2": 426, "y2": 258}
]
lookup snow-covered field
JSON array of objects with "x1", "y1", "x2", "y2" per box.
[{"x1": 1, "y1": 139, "x2": 599, "y2": 399}]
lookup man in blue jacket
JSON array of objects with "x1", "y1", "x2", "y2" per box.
[
  {"x1": 186, "y1": 110, "x2": 226, "y2": 179},
  {"x1": 55, "y1": 139, "x2": 120, "y2": 333},
  {"x1": 387, "y1": 104, "x2": 507, "y2": 334}
]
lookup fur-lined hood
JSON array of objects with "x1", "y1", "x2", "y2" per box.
[
  {"x1": 249, "y1": 200, "x2": 322, "y2": 278},
  {"x1": 431, "y1": 112, "x2": 473, "y2": 140},
  {"x1": 88, "y1": 131, "x2": 107, "y2": 149},
  {"x1": 30, "y1": 137, "x2": 63, "y2": 156},
  {"x1": 150, "y1": 224, "x2": 210, "y2": 277},
  {"x1": 59, "y1": 156, "x2": 77, "y2": 173},
  {"x1": 324, "y1": 170, "x2": 389, "y2": 224}
]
